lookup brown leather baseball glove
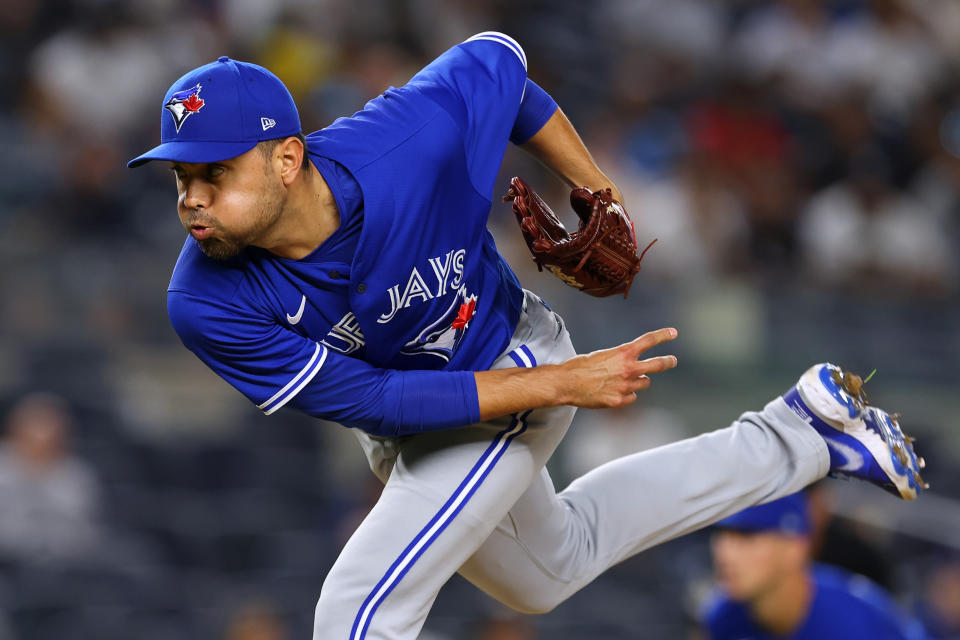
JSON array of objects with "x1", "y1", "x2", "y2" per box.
[{"x1": 504, "y1": 176, "x2": 656, "y2": 298}]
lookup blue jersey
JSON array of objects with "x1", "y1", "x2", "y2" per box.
[
  {"x1": 702, "y1": 564, "x2": 928, "y2": 640},
  {"x1": 167, "y1": 33, "x2": 558, "y2": 437}
]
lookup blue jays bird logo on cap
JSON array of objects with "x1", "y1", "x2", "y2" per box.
[{"x1": 165, "y1": 84, "x2": 205, "y2": 133}]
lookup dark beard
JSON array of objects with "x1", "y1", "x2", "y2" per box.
[
  {"x1": 191, "y1": 182, "x2": 286, "y2": 261},
  {"x1": 196, "y1": 235, "x2": 244, "y2": 261}
]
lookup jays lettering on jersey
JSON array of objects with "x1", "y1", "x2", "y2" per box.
[
  {"x1": 167, "y1": 33, "x2": 559, "y2": 437},
  {"x1": 702, "y1": 564, "x2": 929, "y2": 640}
]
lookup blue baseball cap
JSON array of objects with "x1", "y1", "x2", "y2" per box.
[
  {"x1": 715, "y1": 493, "x2": 811, "y2": 536},
  {"x1": 128, "y1": 56, "x2": 301, "y2": 168}
]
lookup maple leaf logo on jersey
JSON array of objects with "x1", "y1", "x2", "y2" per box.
[
  {"x1": 165, "y1": 84, "x2": 205, "y2": 133},
  {"x1": 450, "y1": 297, "x2": 476, "y2": 330}
]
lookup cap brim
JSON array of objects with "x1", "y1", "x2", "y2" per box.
[
  {"x1": 713, "y1": 519, "x2": 767, "y2": 533},
  {"x1": 127, "y1": 139, "x2": 260, "y2": 168},
  {"x1": 713, "y1": 514, "x2": 810, "y2": 536}
]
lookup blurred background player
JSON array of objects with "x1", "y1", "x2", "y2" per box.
[{"x1": 702, "y1": 492, "x2": 928, "y2": 640}]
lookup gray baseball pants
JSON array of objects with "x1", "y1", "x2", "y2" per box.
[{"x1": 313, "y1": 290, "x2": 830, "y2": 639}]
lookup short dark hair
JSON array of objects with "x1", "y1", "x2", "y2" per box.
[{"x1": 258, "y1": 133, "x2": 308, "y2": 169}]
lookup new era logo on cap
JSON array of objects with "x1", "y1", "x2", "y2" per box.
[{"x1": 261, "y1": 117, "x2": 276, "y2": 131}]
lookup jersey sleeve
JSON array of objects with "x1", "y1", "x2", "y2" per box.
[
  {"x1": 406, "y1": 32, "x2": 557, "y2": 195},
  {"x1": 167, "y1": 290, "x2": 480, "y2": 436},
  {"x1": 511, "y1": 78, "x2": 558, "y2": 144}
]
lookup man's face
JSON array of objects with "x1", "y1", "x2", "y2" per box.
[
  {"x1": 171, "y1": 145, "x2": 286, "y2": 260},
  {"x1": 711, "y1": 529, "x2": 806, "y2": 602}
]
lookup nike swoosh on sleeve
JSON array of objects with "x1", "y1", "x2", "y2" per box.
[{"x1": 286, "y1": 294, "x2": 307, "y2": 325}]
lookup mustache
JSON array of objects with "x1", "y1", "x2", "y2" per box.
[{"x1": 184, "y1": 211, "x2": 219, "y2": 229}]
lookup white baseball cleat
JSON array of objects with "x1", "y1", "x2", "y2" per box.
[{"x1": 782, "y1": 363, "x2": 927, "y2": 500}]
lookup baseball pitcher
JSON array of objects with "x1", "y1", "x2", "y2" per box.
[{"x1": 128, "y1": 33, "x2": 925, "y2": 639}]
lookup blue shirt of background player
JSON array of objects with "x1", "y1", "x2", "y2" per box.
[
  {"x1": 166, "y1": 35, "x2": 557, "y2": 437},
  {"x1": 703, "y1": 563, "x2": 928, "y2": 640}
]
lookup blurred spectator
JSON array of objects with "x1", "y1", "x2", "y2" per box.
[
  {"x1": 408, "y1": 0, "x2": 501, "y2": 57},
  {"x1": 605, "y1": 0, "x2": 726, "y2": 67},
  {"x1": 224, "y1": 599, "x2": 287, "y2": 640},
  {"x1": 916, "y1": 556, "x2": 960, "y2": 639},
  {"x1": 848, "y1": 0, "x2": 944, "y2": 122},
  {"x1": 911, "y1": 109, "x2": 960, "y2": 284},
  {"x1": 907, "y1": 0, "x2": 960, "y2": 63},
  {"x1": 687, "y1": 75, "x2": 800, "y2": 271},
  {"x1": 472, "y1": 614, "x2": 537, "y2": 640},
  {"x1": 732, "y1": 0, "x2": 944, "y2": 121},
  {"x1": 701, "y1": 492, "x2": 927, "y2": 640},
  {"x1": 621, "y1": 153, "x2": 749, "y2": 283},
  {"x1": 0, "y1": 392, "x2": 103, "y2": 565},
  {"x1": 29, "y1": 5, "x2": 171, "y2": 139},
  {"x1": 799, "y1": 145, "x2": 955, "y2": 295},
  {"x1": 732, "y1": 0, "x2": 850, "y2": 107},
  {"x1": 21, "y1": 3, "x2": 223, "y2": 242}
]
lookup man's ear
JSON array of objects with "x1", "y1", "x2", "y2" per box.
[
  {"x1": 784, "y1": 536, "x2": 812, "y2": 571},
  {"x1": 277, "y1": 136, "x2": 305, "y2": 185}
]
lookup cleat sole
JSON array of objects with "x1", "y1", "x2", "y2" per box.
[{"x1": 832, "y1": 368, "x2": 869, "y2": 411}]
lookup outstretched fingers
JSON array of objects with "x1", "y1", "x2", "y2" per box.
[
  {"x1": 562, "y1": 328, "x2": 679, "y2": 409},
  {"x1": 622, "y1": 328, "x2": 678, "y2": 389},
  {"x1": 634, "y1": 354, "x2": 678, "y2": 375},
  {"x1": 627, "y1": 327, "x2": 678, "y2": 358}
]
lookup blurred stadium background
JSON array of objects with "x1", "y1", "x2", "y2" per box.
[{"x1": 1, "y1": 0, "x2": 959, "y2": 638}]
